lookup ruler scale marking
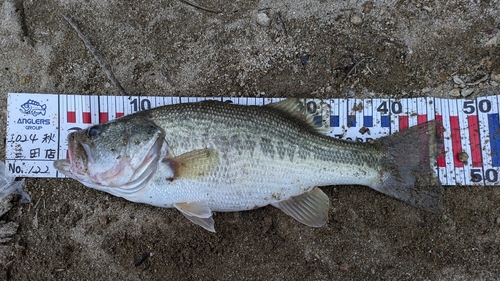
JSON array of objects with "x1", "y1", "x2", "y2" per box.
[
  {"x1": 450, "y1": 99, "x2": 466, "y2": 184},
  {"x1": 434, "y1": 98, "x2": 447, "y2": 184},
  {"x1": 408, "y1": 98, "x2": 417, "y2": 127},
  {"x1": 458, "y1": 99, "x2": 473, "y2": 185},
  {"x1": 5, "y1": 93, "x2": 500, "y2": 186},
  {"x1": 488, "y1": 96, "x2": 500, "y2": 185}
]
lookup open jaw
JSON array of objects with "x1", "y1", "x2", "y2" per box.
[
  {"x1": 53, "y1": 133, "x2": 86, "y2": 179},
  {"x1": 54, "y1": 135, "x2": 163, "y2": 195}
]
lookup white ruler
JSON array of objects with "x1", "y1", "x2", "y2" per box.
[{"x1": 5, "y1": 93, "x2": 500, "y2": 186}]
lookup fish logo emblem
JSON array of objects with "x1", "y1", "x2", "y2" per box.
[{"x1": 19, "y1": 99, "x2": 47, "y2": 117}]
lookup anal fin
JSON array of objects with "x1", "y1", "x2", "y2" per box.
[
  {"x1": 174, "y1": 202, "x2": 215, "y2": 232},
  {"x1": 271, "y1": 187, "x2": 329, "y2": 227}
]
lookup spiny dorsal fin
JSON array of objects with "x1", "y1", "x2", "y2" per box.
[
  {"x1": 162, "y1": 149, "x2": 218, "y2": 179},
  {"x1": 271, "y1": 187, "x2": 330, "y2": 227},
  {"x1": 174, "y1": 202, "x2": 215, "y2": 232},
  {"x1": 265, "y1": 98, "x2": 331, "y2": 135}
]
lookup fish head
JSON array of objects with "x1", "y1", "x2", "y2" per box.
[{"x1": 54, "y1": 116, "x2": 165, "y2": 191}]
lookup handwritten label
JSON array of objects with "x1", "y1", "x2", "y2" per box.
[{"x1": 6, "y1": 93, "x2": 60, "y2": 178}]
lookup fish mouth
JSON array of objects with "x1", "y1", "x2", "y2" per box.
[
  {"x1": 54, "y1": 131, "x2": 163, "y2": 191},
  {"x1": 69, "y1": 134, "x2": 88, "y2": 175},
  {"x1": 53, "y1": 132, "x2": 88, "y2": 178},
  {"x1": 53, "y1": 158, "x2": 71, "y2": 176}
]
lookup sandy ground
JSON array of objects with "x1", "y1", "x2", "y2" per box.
[{"x1": 1, "y1": 0, "x2": 500, "y2": 280}]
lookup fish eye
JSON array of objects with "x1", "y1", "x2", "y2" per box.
[{"x1": 87, "y1": 125, "x2": 102, "y2": 137}]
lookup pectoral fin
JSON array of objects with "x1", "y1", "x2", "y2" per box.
[
  {"x1": 174, "y1": 202, "x2": 215, "y2": 232},
  {"x1": 271, "y1": 187, "x2": 329, "y2": 227},
  {"x1": 163, "y1": 149, "x2": 218, "y2": 180}
]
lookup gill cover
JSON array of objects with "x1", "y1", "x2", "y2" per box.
[{"x1": 55, "y1": 114, "x2": 165, "y2": 196}]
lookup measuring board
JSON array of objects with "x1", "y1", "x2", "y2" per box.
[{"x1": 4, "y1": 92, "x2": 500, "y2": 186}]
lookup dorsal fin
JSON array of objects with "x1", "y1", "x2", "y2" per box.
[{"x1": 265, "y1": 98, "x2": 331, "y2": 135}]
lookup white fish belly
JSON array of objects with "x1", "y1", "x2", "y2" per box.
[{"x1": 133, "y1": 152, "x2": 380, "y2": 212}]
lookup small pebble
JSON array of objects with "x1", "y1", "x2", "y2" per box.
[
  {"x1": 363, "y1": 2, "x2": 373, "y2": 14},
  {"x1": 491, "y1": 73, "x2": 500, "y2": 83},
  {"x1": 359, "y1": 126, "x2": 370, "y2": 135},
  {"x1": 422, "y1": 6, "x2": 433, "y2": 12},
  {"x1": 257, "y1": 13, "x2": 271, "y2": 27},
  {"x1": 300, "y1": 54, "x2": 310, "y2": 66},
  {"x1": 453, "y1": 76, "x2": 465, "y2": 85},
  {"x1": 339, "y1": 263, "x2": 350, "y2": 271},
  {"x1": 421, "y1": 87, "x2": 432, "y2": 94},
  {"x1": 18, "y1": 75, "x2": 32, "y2": 85},
  {"x1": 458, "y1": 151, "x2": 469, "y2": 164},
  {"x1": 346, "y1": 89, "x2": 356, "y2": 97},
  {"x1": 448, "y1": 88, "x2": 461, "y2": 97},
  {"x1": 350, "y1": 15, "x2": 363, "y2": 25},
  {"x1": 461, "y1": 88, "x2": 474, "y2": 97},
  {"x1": 99, "y1": 216, "x2": 108, "y2": 225},
  {"x1": 134, "y1": 252, "x2": 152, "y2": 267},
  {"x1": 484, "y1": 35, "x2": 498, "y2": 47},
  {"x1": 496, "y1": 217, "x2": 500, "y2": 224}
]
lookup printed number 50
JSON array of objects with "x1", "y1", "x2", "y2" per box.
[
  {"x1": 463, "y1": 100, "x2": 492, "y2": 114},
  {"x1": 471, "y1": 168, "x2": 498, "y2": 183}
]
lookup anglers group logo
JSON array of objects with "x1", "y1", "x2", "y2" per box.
[{"x1": 19, "y1": 99, "x2": 47, "y2": 117}]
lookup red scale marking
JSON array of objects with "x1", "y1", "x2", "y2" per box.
[
  {"x1": 436, "y1": 115, "x2": 446, "y2": 168},
  {"x1": 417, "y1": 114, "x2": 427, "y2": 124},
  {"x1": 398, "y1": 115, "x2": 408, "y2": 130},
  {"x1": 67, "y1": 111, "x2": 76, "y2": 123},
  {"x1": 83, "y1": 112, "x2": 91, "y2": 124},
  {"x1": 450, "y1": 116, "x2": 463, "y2": 168},
  {"x1": 116, "y1": 112, "x2": 124, "y2": 118},
  {"x1": 467, "y1": 115, "x2": 483, "y2": 167},
  {"x1": 100, "y1": 112, "x2": 108, "y2": 123}
]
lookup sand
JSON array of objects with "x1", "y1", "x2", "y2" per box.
[{"x1": 1, "y1": 0, "x2": 499, "y2": 279}]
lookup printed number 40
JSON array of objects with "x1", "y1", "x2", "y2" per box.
[
  {"x1": 471, "y1": 168, "x2": 498, "y2": 183},
  {"x1": 376, "y1": 101, "x2": 403, "y2": 114}
]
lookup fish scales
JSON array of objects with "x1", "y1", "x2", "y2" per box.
[
  {"x1": 150, "y1": 101, "x2": 382, "y2": 167},
  {"x1": 144, "y1": 102, "x2": 380, "y2": 204},
  {"x1": 55, "y1": 99, "x2": 443, "y2": 232}
]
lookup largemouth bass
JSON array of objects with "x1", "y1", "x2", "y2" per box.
[{"x1": 54, "y1": 99, "x2": 443, "y2": 232}]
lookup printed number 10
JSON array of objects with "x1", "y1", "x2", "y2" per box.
[{"x1": 130, "y1": 98, "x2": 151, "y2": 112}]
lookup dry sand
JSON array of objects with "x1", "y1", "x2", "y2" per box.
[{"x1": 1, "y1": 0, "x2": 500, "y2": 279}]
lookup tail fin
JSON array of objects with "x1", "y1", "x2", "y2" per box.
[{"x1": 372, "y1": 120, "x2": 443, "y2": 212}]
